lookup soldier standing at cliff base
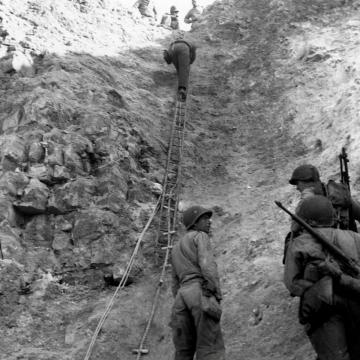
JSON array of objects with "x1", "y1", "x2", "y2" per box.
[
  {"x1": 284, "y1": 195, "x2": 360, "y2": 360},
  {"x1": 288, "y1": 164, "x2": 360, "y2": 233},
  {"x1": 163, "y1": 35, "x2": 196, "y2": 101},
  {"x1": 170, "y1": 205, "x2": 225, "y2": 360}
]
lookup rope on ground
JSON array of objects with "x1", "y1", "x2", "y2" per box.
[{"x1": 83, "y1": 197, "x2": 161, "y2": 360}]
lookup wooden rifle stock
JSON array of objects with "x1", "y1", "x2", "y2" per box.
[
  {"x1": 275, "y1": 201, "x2": 360, "y2": 278},
  {"x1": 339, "y1": 147, "x2": 357, "y2": 232}
]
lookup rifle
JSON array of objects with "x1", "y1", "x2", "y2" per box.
[
  {"x1": 275, "y1": 201, "x2": 360, "y2": 278},
  {"x1": 339, "y1": 147, "x2": 357, "y2": 232}
]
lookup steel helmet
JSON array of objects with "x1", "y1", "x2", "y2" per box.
[
  {"x1": 297, "y1": 195, "x2": 335, "y2": 227},
  {"x1": 182, "y1": 206, "x2": 213, "y2": 230},
  {"x1": 289, "y1": 164, "x2": 320, "y2": 185},
  {"x1": 170, "y1": 5, "x2": 179, "y2": 13}
]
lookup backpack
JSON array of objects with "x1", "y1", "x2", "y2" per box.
[{"x1": 326, "y1": 180, "x2": 353, "y2": 230}]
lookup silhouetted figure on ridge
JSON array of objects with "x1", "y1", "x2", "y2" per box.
[
  {"x1": 0, "y1": 17, "x2": 9, "y2": 44},
  {"x1": 133, "y1": 0, "x2": 157, "y2": 20},
  {"x1": 184, "y1": 0, "x2": 202, "y2": 25},
  {"x1": 160, "y1": 6, "x2": 179, "y2": 30},
  {"x1": 169, "y1": 6, "x2": 180, "y2": 30}
]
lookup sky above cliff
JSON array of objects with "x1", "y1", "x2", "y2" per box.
[{"x1": 123, "y1": 0, "x2": 216, "y2": 30}]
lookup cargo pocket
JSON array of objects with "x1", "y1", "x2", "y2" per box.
[{"x1": 299, "y1": 276, "x2": 333, "y2": 325}]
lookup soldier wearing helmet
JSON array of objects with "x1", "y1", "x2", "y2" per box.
[
  {"x1": 163, "y1": 36, "x2": 196, "y2": 102},
  {"x1": 169, "y1": 6, "x2": 179, "y2": 30},
  {"x1": 288, "y1": 164, "x2": 360, "y2": 235},
  {"x1": 284, "y1": 195, "x2": 360, "y2": 360},
  {"x1": 170, "y1": 205, "x2": 225, "y2": 360}
]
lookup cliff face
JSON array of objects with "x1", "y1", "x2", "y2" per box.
[{"x1": 1, "y1": 0, "x2": 360, "y2": 359}]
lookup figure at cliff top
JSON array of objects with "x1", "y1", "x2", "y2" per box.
[
  {"x1": 133, "y1": 0, "x2": 157, "y2": 20},
  {"x1": 163, "y1": 33, "x2": 196, "y2": 102},
  {"x1": 184, "y1": 0, "x2": 202, "y2": 25},
  {"x1": 159, "y1": 6, "x2": 179, "y2": 30},
  {"x1": 169, "y1": 6, "x2": 180, "y2": 30},
  {"x1": 0, "y1": 17, "x2": 9, "y2": 43}
]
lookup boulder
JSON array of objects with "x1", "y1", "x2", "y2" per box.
[
  {"x1": 0, "y1": 194, "x2": 21, "y2": 226},
  {"x1": 96, "y1": 190, "x2": 128, "y2": 214},
  {"x1": 90, "y1": 234, "x2": 123, "y2": 265},
  {"x1": 23, "y1": 215, "x2": 53, "y2": 247},
  {"x1": 43, "y1": 128, "x2": 67, "y2": 145},
  {"x1": 63, "y1": 144, "x2": 85, "y2": 175},
  {"x1": 52, "y1": 165, "x2": 71, "y2": 182},
  {"x1": 1, "y1": 105, "x2": 26, "y2": 133},
  {"x1": 72, "y1": 209, "x2": 127, "y2": 266},
  {"x1": 47, "y1": 178, "x2": 96, "y2": 214},
  {"x1": 96, "y1": 165, "x2": 128, "y2": 197},
  {"x1": 72, "y1": 209, "x2": 107, "y2": 244},
  {"x1": 0, "y1": 260, "x2": 23, "y2": 316},
  {"x1": 14, "y1": 178, "x2": 49, "y2": 215},
  {"x1": 0, "y1": 171, "x2": 29, "y2": 197},
  {"x1": 28, "y1": 164, "x2": 53, "y2": 184},
  {"x1": 1, "y1": 135, "x2": 27, "y2": 171},
  {"x1": 52, "y1": 231, "x2": 72, "y2": 251},
  {"x1": 111, "y1": 251, "x2": 143, "y2": 284},
  {"x1": 28, "y1": 141, "x2": 45, "y2": 164},
  {"x1": 0, "y1": 226, "x2": 24, "y2": 261},
  {"x1": 46, "y1": 142, "x2": 64, "y2": 166}
]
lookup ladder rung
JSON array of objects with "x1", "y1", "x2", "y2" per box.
[
  {"x1": 163, "y1": 231, "x2": 176, "y2": 235},
  {"x1": 132, "y1": 349, "x2": 149, "y2": 354},
  {"x1": 161, "y1": 245, "x2": 173, "y2": 249},
  {"x1": 163, "y1": 206, "x2": 175, "y2": 210}
]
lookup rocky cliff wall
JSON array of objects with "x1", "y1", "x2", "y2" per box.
[{"x1": 1, "y1": 0, "x2": 360, "y2": 359}]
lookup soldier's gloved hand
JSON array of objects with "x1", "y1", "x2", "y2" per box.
[
  {"x1": 318, "y1": 259, "x2": 342, "y2": 280},
  {"x1": 163, "y1": 50, "x2": 172, "y2": 64}
]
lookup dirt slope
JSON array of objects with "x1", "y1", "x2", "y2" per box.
[{"x1": 1, "y1": 0, "x2": 360, "y2": 359}]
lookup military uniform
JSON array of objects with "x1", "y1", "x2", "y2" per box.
[
  {"x1": 170, "y1": 13, "x2": 179, "y2": 30},
  {"x1": 163, "y1": 40, "x2": 196, "y2": 101},
  {"x1": 284, "y1": 196, "x2": 360, "y2": 360},
  {"x1": 184, "y1": 7, "x2": 202, "y2": 24},
  {"x1": 170, "y1": 230, "x2": 225, "y2": 360}
]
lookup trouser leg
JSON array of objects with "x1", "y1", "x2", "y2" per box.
[
  {"x1": 176, "y1": 53, "x2": 190, "y2": 91},
  {"x1": 172, "y1": 44, "x2": 190, "y2": 91},
  {"x1": 171, "y1": 292, "x2": 196, "y2": 360},
  {"x1": 193, "y1": 309, "x2": 225, "y2": 360},
  {"x1": 181, "y1": 283, "x2": 225, "y2": 360},
  {"x1": 339, "y1": 297, "x2": 360, "y2": 359},
  {"x1": 307, "y1": 314, "x2": 350, "y2": 360}
]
